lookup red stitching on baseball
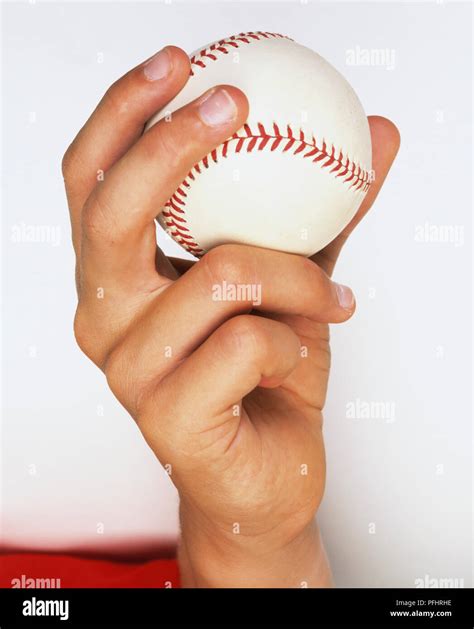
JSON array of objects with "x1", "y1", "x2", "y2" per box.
[
  {"x1": 189, "y1": 32, "x2": 293, "y2": 75},
  {"x1": 161, "y1": 122, "x2": 371, "y2": 257},
  {"x1": 161, "y1": 32, "x2": 371, "y2": 256}
]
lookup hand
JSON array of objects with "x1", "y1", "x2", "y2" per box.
[{"x1": 63, "y1": 46, "x2": 400, "y2": 587}]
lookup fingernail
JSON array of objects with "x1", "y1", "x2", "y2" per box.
[
  {"x1": 198, "y1": 88, "x2": 237, "y2": 127},
  {"x1": 144, "y1": 47, "x2": 172, "y2": 81},
  {"x1": 335, "y1": 283, "x2": 355, "y2": 311}
]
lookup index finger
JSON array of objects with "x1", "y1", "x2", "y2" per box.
[{"x1": 62, "y1": 46, "x2": 191, "y2": 255}]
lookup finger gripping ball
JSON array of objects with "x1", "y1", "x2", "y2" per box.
[{"x1": 145, "y1": 32, "x2": 372, "y2": 257}]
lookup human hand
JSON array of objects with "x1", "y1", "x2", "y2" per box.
[{"x1": 62, "y1": 45, "x2": 400, "y2": 587}]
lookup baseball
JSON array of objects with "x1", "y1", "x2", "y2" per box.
[{"x1": 145, "y1": 32, "x2": 372, "y2": 257}]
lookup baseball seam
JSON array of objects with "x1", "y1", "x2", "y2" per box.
[
  {"x1": 162, "y1": 122, "x2": 371, "y2": 256},
  {"x1": 190, "y1": 32, "x2": 293, "y2": 76},
  {"x1": 161, "y1": 31, "x2": 371, "y2": 257}
]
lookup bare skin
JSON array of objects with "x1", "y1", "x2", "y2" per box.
[{"x1": 62, "y1": 45, "x2": 400, "y2": 587}]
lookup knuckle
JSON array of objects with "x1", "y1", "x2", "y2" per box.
[
  {"x1": 81, "y1": 193, "x2": 114, "y2": 242},
  {"x1": 136, "y1": 385, "x2": 170, "y2": 433},
  {"x1": 103, "y1": 346, "x2": 127, "y2": 397},
  {"x1": 299, "y1": 255, "x2": 325, "y2": 288},
  {"x1": 218, "y1": 315, "x2": 269, "y2": 361},
  {"x1": 298, "y1": 257, "x2": 332, "y2": 312},
  {"x1": 73, "y1": 308, "x2": 88, "y2": 352},
  {"x1": 102, "y1": 79, "x2": 127, "y2": 117},
  {"x1": 103, "y1": 343, "x2": 147, "y2": 414},
  {"x1": 61, "y1": 142, "x2": 79, "y2": 182},
  {"x1": 144, "y1": 125, "x2": 183, "y2": 170},
  {"x1": 202, "y1": 244, "x2": 249, "y2": 287},
  {"x1": 73, "y1": 307, "x2": 100, "y2": 364},
  {"x1": 73, "y1": 306, "x2": 111, "y2": 368}
]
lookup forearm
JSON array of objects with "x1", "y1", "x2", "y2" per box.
[{"x1": 178, "y1": 504, "x2": 333, "y2": 588}]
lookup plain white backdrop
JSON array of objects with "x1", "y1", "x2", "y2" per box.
[{"x1": 1, "y1": 0, "x2": 472, "y2": 587}]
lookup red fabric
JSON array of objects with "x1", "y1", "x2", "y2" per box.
[{"x1": 0, "y1": 553, "x2": 180, "y2": 588}]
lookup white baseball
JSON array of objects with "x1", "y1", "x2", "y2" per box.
[{"x1": 145, "y1": 32, "x2": 372, "y2": 257}]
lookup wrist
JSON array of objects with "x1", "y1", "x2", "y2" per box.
[{"x1": 178, "y1": 500, "x2": 332, "y2": 588}]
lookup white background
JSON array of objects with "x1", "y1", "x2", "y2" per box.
[{"x1": 1, "y1": 0, "x2": 472, "y2": 586}]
